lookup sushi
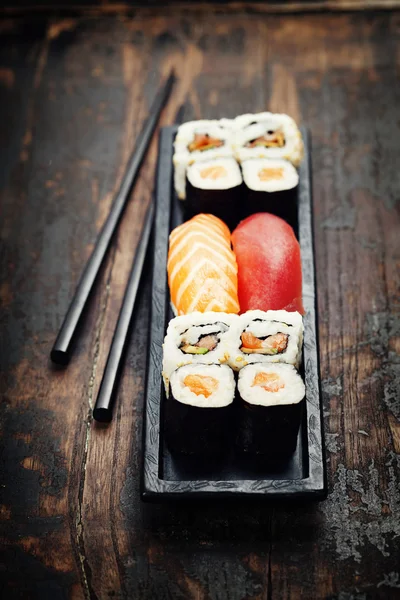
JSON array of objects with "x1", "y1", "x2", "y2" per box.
[
  {"x1": 167, "y1": 214, "x2": 240, "y2": 316},
  {"x1": 241, "y1": 158, "x2": 299, "y2": 228},
  {"x1": 162, "y1": 311, "x2": 238, "y2": 395},
  {"x1": 185, "y1": 157, "x2": 243, "y2": 229},
  {"x1": 233, "y1": 112, "x2": 304, "y2": 167},
  {"x1": 174, "y1": 120, "x2": 227, "y2": 152},
  {"x1": 231, "y1": 213, "x2": 304, "y2": 314},
  {"x1": 218, "y1": 118, "x2": 236, "y2": 130},
  {"x1": 173, "y1": 121, "x2": 234, "y2": 199},
  {"x1": 163, "y1": 115, "x2": 310, "y2": 461},
  {"x1": 228, "y1": 309, "x2": 303, "y2": 371},
  {"x1": 236, "y1": 363, "x2": 305, "y2": 456},
  {"x1": 164, "y1": 364, "x2": 235, "y2": 456}
]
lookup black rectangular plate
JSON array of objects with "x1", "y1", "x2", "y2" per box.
[{"x1": 141, "y1": 126, "x2": 326, "y2": 501}]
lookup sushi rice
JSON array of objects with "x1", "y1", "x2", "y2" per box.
[
  {"x1": 162, "y1": 312, "x2": 238, "y2": 395},
  {"x1": 170, "y1": 364, "x2": 235, "y2": 408},
  {"x1": 238, "y1": 363, "x2": 305, "y2": 407},
  {"x1": 186, "y1": 157, "x2": 242, "y2": 191},
  {"x1": 233, "y1": 112, "x2": 304, "y2": 167},
  {"x1": 241, "y1": 158, "x2": 299, "y2": 193},
  {"x1": 218, "y1": 118, "x2": 236, "y2": 130},
  {"x1": 228, "y1": 309, "x2": 304, "y2": 371},
  {"x1": 173, "y1": 121, "x2": 234, "y2": 199},
  {"x1": 173, "y1": 119, "x2": 221, "y2": 145}
]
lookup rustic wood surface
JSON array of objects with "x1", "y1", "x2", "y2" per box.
[
  {"x1": 3, "y1": 1, "x2": 400, "y2": 17},
  {"x1": 0, "y1": 7, "x2": 399, "y2": 599}
]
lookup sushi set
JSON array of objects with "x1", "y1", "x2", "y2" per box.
[{"x1": 141, "y1": 114, "x2": 326, "y2": 501}]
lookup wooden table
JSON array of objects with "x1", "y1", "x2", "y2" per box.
[{"x1": 1, "y1": 7, "x2": 399, "y2": 599}]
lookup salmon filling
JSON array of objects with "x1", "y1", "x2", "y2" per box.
[
  {"x1": 251, "y1": 372, "x2": 285, "y2": 393},
  {"x1": 180, "y1": 333, "x2": 219, "y2": 355},
  {"x1": 240, "y1": 331, "x2": 289, "y2": 355},
  {"x1": 183, "y1": 374, "x2": 219, "y2": 398},
  {"x1": 258, "y1": 167, "x2": 284, "y2": 181},
  {"x1": 200, "y1": 165, "x2": 228, "y2": 180},
  {"x1": 188, "y1": 133, "x2": 224, "y2": 153},
  {"x1": 246, "y1": 130, "x2": 285, "y2": 149}
]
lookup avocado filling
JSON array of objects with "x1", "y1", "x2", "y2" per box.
[
  {"x1": 180, "y1": 345, "x2": 209, "y2": 355},
  {"x1": 180, "y1": 333, "x2": 219, "y2": 355}
]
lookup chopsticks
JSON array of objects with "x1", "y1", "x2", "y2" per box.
[
  {"x1": 93, "y1": 201, "x2": 155, "y2": 423},
  {"x1": 50, "y1": 70, "x2": 175, "y2": 366},
  {"x1": 93, "y1": 102, "x2": 187, "y2": 423}
]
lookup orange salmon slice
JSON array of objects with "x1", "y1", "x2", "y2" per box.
[
  {"x1": 251, "y1": 372, "x2": 285, "y2": 393},
  {"x1": 167, "y1": 214, "x2": 239, "y2": 315},
  {"x1": 200, "y1": 166, "x2": 227, "y2": 180},
  {"x1": 241, "y1": 332, "x2": 263, "y2": 349},
  {"x1": 258, "y1": 167, "x2": 284, "y2": 181},
  {"x1": 183, "y1": 374, "x2": 219, "y2": 398},
  {"x1": 188, "y1": 133, "x2": 224, "y2": 152}
]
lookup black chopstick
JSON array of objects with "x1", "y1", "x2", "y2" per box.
[
  {"x1": 50, "y1": 71, "x2": 175, "y2": 366},
  {"x1": 93, "y1": 201, "x2": 155, "y2": 423}
]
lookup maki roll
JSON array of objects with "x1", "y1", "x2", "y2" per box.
[
  {"x1": 185, "y1": 157, "x2": 243, "y2": 228},
  {"x1": 174, "y1": 119, "x2": 222, "y2": 150},
  {"x1": 228, "y1": 310, "x2": 303, "y2": 372},
  {"x1": 236, "y1": 363, "x2": 305, "y2": 456},
  {"x1": 233, "y1": 112, "x2": 303, "y2": 167},
  {"x1": 173, "y1": 120, "x2": 234, "y2": 199},
  {"x1": 241, "y1": 158, "x2": 299, "y2": 228},
  {"x1": 164, "y1": 364, "x2": 235, "y2": 456},
  {"x1": 162, "y1": 311, "x2": 238, "y2": 395},
  {"x1": 218, "y1": 118, "x2": 235, "y2": 130}
]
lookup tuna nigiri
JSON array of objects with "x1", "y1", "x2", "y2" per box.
[
  {"x1": 231, "y1": 213, "x2": 304, "y2": 314},
  {"x1": 168, "y1": 214, "x2": 240, "y2": 315}
]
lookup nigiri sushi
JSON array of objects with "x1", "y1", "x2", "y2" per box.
[
  {"x1": 231, "y1": 213, "x2": 304, "y2": 314},
  {"x1": 168, "y1": 214, "x2": 240, "y2": 315}
]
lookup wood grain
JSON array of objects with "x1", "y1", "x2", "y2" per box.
[
  {"x1": 0, "y1": 8, "x2": 399, "y2": 599},
  {"x1": 2, "y1": 1, "x2": 400, "y2": 16}
]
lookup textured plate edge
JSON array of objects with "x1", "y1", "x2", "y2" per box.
[{"x1": 298, "y1": 128, "x2": 328, "y2": 500}]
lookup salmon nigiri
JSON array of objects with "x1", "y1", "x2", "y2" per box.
[
  {"x1": 231, "y1": 213, "x2": 304, "y2": 314},
  {"x1": 168, "y1": 214, "x2": 240, "y2": 315}
]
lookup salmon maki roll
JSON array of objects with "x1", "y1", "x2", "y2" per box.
[
  {"x1": 236, "y1": 363, "x2": 305, "y2": 457},
  {"x1": 167, "y1": 214, "x2": 240, "y2": 315},
  {"x1": 165, "y1": 364, "x2": 236, "y2": 456}
]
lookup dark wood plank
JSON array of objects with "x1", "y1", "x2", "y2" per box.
[
  {"x1": 2, "y1": 1, "x2": 400, "y2": 16},
  {"x1": 265, "y1": 13, "x2": 400, "y2": 600},
  {"x1": 0, "y1": 8, "x2": 399, "y2": 600},
  {"x1": 0, "y1": 17, "x2": 85, "y2": 599}
]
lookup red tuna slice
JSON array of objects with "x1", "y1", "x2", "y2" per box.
[{"x1": 231, "y1": 213, "x2": 305, "y2": 314}]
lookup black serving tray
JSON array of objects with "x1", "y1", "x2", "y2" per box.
[{"x1": 141, "y1": 126, "x2": 326, "y2": 501}]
